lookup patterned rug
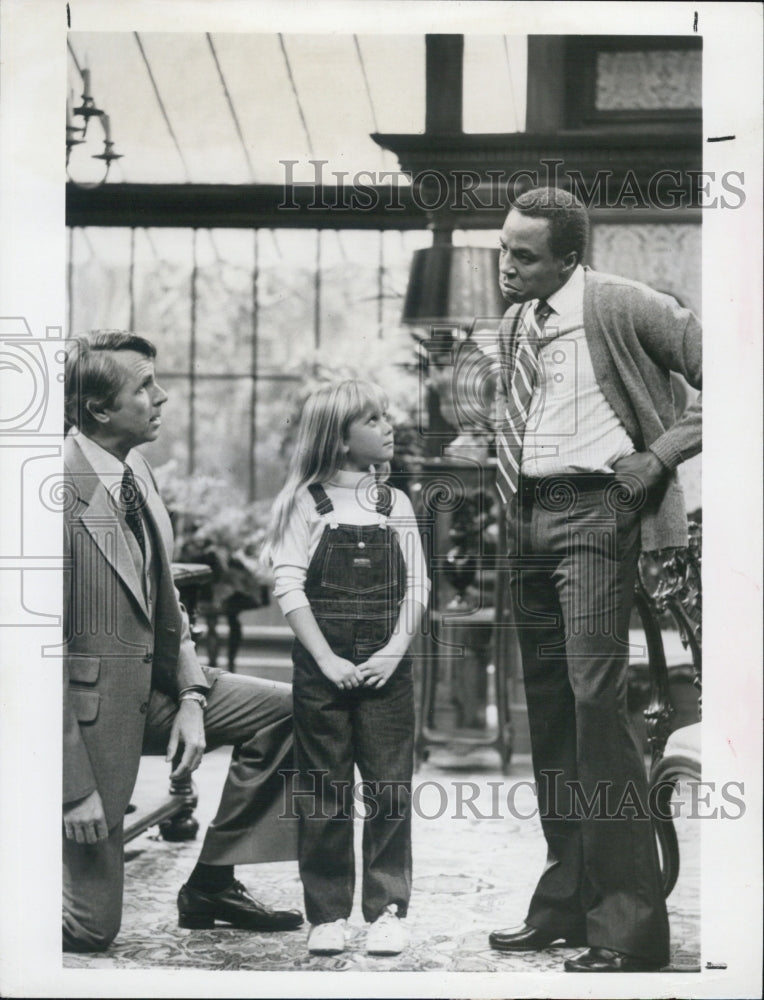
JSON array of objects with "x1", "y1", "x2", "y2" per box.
[{"x1": 64, "y1": 748, "x2": 700, "y2": 975}]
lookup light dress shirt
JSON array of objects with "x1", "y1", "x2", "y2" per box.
[{"x1": 521, "y1": 265, "x2": 635, "y2": 475}]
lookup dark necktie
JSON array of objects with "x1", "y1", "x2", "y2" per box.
[
  {"x1": 120, "y1": 464, "x2": 146, "y2": 560},
  {"x1": 496, "y1": 299, "x2": 555, "y2": 503}
]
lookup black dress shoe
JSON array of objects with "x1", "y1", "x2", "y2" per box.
[
  {"x1": 564, "y1": 947, "x2": 663, "y2": 972},
  {"x1": 489, "y1": 923, "x2": 580, "y2": 952},
  {"x1": 178, "y1": 880, "x2": 304, "y2": 931}
]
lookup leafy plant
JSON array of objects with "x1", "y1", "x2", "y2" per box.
[{"x1": 153, "y1": 459, "x2": 273, "y2": 590}]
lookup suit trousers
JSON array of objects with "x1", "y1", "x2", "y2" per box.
[
  {"x1": 507, "y1": 479, "x2": 670, "y2": 966},
  {"x1": 63, "y1": 670, "x2": 297, "y2": 952}
]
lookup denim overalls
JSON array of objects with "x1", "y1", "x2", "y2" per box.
[{"x1": 292, "y1": 482, "x2": 415, "y2": 925}]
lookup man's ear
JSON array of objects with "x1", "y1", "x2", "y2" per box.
[
  {"x1": 84, "y1": 398, "x2": 110, "y2": 426},
  {"x1": 560, "y1": 251, "x2": 578, "y2": 279}
]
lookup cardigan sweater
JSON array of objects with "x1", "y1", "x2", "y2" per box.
[{"x1": 498, "y1": 267, "x2": 702, "y2": 550}]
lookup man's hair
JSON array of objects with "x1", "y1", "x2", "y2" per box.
[
  {"x1": 64, "y1": 331, "x2": 157, "y2": 435},
  {"x1": 512, "y1": 187, "x2": 590, "y2": 262}
]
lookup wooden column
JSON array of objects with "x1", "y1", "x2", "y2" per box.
[
  {"x1": 425, "y1": 35, "x2": 464, "y2": 135},
  {"x1": 525, "y1": 36, "x2": 567, "y2": 132}
]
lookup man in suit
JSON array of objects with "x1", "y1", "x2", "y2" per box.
[
  {"x1": 63, "y1": 331, "x2": 303, "y2": 952},
  {"x1": 486, "y1": 188, "x2": 701, "y2": 972}
]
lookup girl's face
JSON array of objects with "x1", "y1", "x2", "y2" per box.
[{"x1": 342, "y1": 404, "x2": 394, "y2": 471}]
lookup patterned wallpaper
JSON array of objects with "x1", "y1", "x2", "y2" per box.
[
  {"x1": 591, "y1": 223, "x2": 701, "y2": 316},
  {"x1": 596, "y1": 50, "x2": 701, "y2": 111}
]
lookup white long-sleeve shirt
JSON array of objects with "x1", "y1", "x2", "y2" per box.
[
  {"x1": 271, "y1": 469, "x2": 430, "y2": 617},
  {"x1": 521, "y1": 265, "x2": 635, "y2": 475}
]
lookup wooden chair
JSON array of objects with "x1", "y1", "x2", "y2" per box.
[{"x1": 636, "y1": 521, "x2": 702, "y2": 896}]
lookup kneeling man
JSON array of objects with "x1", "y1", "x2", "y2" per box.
[{"x1": 63, "y1": 331, "x2": 302, "y2": 952}]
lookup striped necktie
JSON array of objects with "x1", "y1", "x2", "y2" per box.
[
  {"x1": 120, "y1": 464, "x2": 146, "y2": 560},
  {"x1": 496, "y1": 299, "x2": 554, "y2": 503}
]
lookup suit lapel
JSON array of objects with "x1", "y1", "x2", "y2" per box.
[
  {"x1": 135, "y1": 462, "x2": 183, "y2": 696},
  {"x1": 132, "y1": 453, "x2": 177, "y2": 598},
  {"x1": 66, "y1": 436, "x2": 151, "y2": 622},
  {"x1": 142, "y1": 473, "x2": 174, "y2": 563}
]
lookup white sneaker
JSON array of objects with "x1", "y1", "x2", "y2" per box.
[
  {"x1": 366, "y1": 904, "x2": 407, "y2": 955},
  {"x1": 307, "y1": 918, "x2": 347, "y2": 955}
]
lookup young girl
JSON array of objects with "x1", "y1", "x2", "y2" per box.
[{"x1": 269, "y1": 379, "x2": 429, "y2": 957}]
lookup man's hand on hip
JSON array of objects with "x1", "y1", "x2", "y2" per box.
[
  {"x1": 613, "y1": 451, "x2": 667, "y2": 496},
  {"x1": 63, "y1": 789, "x2": 108, "y2": 844},
  {"x1": 166, "y1": 699, "x2": 206, "y2": 780}
]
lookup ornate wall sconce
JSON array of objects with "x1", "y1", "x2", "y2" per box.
[{"x1": 66, "y1": 69, "x2": 123, "y2": 187}]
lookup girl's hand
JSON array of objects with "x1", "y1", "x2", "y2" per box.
[
  {"x1": 358, "y1": 653, "x2": 401, "y2": 689},
  {"x1": 318, "y1": 653, "x2": 363, "y2": 690}
]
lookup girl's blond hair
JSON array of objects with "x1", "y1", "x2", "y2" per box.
[{"x1": 268, "y1": 379, "x2": 390, "y2": 547}]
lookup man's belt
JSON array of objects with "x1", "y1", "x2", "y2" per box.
[{"x1": 518, "y1": 472, "x2": 616, "y2": 502}]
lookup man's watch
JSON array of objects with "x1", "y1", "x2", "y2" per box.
[{"x1": 179, "y1": 690, "x2": 208, "y2": 710}]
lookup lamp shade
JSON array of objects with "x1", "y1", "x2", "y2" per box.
[{"x1": 402, "y1": 245, "x2": 505, "y2": 328}]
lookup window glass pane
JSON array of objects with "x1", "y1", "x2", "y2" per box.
[
  {"x1": 257, "y1": 229, "x2": 318, "y2": 372},
  {"x1": 381, "y1": 230, "x2": 432, "y2": 335},
  {"x1": 463, "y1": 35, "x2": 527, "y2": 133},
  {"x1": 134, "y1": 228, "x2": 193, "y2": 371},
  {"x1": 353, "y1": 35, "x2": 425, "y2": 136},
  {"x1": 68, "y1": 225, "x2": 433, "y2": 502},
  {"x1": 131, "y1": 34, "x2": 253, "y2": 184},
  {"x1": 192, "y1": 377, "x2": 254, "y2": 495},
  {"x1": 68, "y1": 33, "x2": 425, "y2": 184},
  {"x1": 452, "y1": 229, "x2": 501, "y2": 249},
  {"x1": 255, "y1": 377, "x2": 302, "y2": 501},
  {"x1": 194, "y1": 229, "x2": 256, "y2": 374},
  {"x1": 319, "y1": 230, "x2": 380, "y2": 349},
  {"x1": 69, "y1": 227, "x2": 131, "y2": 334},
  {"x1": 279, "y1": 35, "x2": 421, "y2": 183}
]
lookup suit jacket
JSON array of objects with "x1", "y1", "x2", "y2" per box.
[
  {"x1": 497, "y1": 267, "x2": 702, "y2": 550},
  {"x1": 63, "y1": 433, "x2": 210, "y2": 829}
]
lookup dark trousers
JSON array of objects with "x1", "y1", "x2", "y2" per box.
[
  {"x1": 507, "y1": 479, "x2": 670, "y2": 965},
  {"x1": 292, "y1": 646, "x2": 414, "y2": 925},
  {"x1": 63, "y1": 671, "x2": 297, "y2": 952}
]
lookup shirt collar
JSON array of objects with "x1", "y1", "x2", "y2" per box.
[
  {"x1": 73, "y1": 429, "x2": 135, "y2": 482},
  {"x1": 543, "y1": 264, "x2": 584, "y2": 318},
  {"x1": 329, "y1": 468, "x2": 376, "y2": 488}
]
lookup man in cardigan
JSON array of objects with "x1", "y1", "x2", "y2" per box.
[
  {"x1": 63, "y1": 332, "x2": 302, "y2": 952},
  {"x1": 487, "y1": 188, "x2": 701, "y2": 972}
]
